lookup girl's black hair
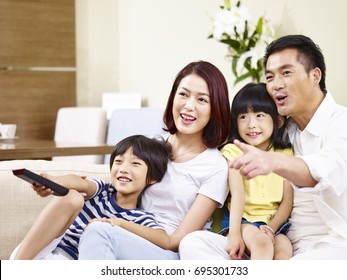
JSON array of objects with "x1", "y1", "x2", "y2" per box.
[
  {"x1": 109, "y1": 135, "x2": 171, "y2": 185},
  {"x1": 228, "y1": 82, "x2": 291, "y2": 150}
]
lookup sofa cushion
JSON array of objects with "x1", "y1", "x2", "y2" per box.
[{"x1": 0, "y1": 160, "x2": 109, "y2": 260}]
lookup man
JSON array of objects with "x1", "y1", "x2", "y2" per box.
[
  {"x1": 231, "y1": 34, "x2": 347, "y2": 259},
  {"x1": 179, "y1": 35, "x2": 347, "y2": 259}
]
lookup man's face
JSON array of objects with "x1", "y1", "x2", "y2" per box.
[{"x1": 265, "y1": 48, "x2": 316, "y2": 121}]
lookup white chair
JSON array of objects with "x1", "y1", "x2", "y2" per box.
[
  {"x1": 53, "y1": 107, "x2": 108, "y2": 164},
  {"x1": 102, "y1": 92, "x2": 142, "y2": 120},
  {"x1": 104, "y1": 108, "x2": 166, "y2": 164}
]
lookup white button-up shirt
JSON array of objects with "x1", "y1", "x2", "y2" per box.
[{"x1": 286, "y1": 92, "x2": 347, "y2": 254}]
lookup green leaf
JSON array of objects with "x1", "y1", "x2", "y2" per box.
[
  {"x1": 256, "y1": 17, "x2": 263, "y2": 35},
  {"x1": 234, "y1": 71, "x2": 255, "y2": 85},
  {"x1": 231, "y1": 58, "x2": 239, "y2": 77},
  {"x1": 221, "y1": 39, "x2": 240, "y2": 50},
  {"x1": 223, "y1": 0, "x2": 231, "y2": 10},
  {"x1": 243, "y1": 21, "x2": 249, "y2": 42}
]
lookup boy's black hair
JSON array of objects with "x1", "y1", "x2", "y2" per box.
[
  {"x1": 109, "y1": 135, "x2": 171, "y2": 185},
  {"x1": 228, "y1": 82, "x2": 291, "y2": 150}
]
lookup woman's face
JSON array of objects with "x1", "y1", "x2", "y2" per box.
[{"x1": 172, "y1": 73, "x2": 211, "y2": 136}]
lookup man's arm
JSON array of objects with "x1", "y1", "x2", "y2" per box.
[{"x1": 230, "y1": 140, "x2": 317, "y2": 188}]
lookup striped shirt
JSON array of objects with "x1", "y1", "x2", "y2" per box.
[{"x1": 56, "y1": 179, "x2": 162, "y2": 259}]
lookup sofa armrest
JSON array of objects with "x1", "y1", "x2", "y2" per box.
[{"x1": 0, "y1": 160, "x2": 109, "y2": 260}]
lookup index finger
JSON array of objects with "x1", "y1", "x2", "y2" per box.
[{"x1": 233, "y1": 139, "x2": 252, "y2": 154}]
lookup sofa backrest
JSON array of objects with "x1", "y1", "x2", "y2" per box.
[{"x1": 104, "y1": 108, "x2": 167, "y2": 164}]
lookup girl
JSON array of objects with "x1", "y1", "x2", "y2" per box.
[{"x1": 180, "y1": 82, "x2": 293, "y2": 260}]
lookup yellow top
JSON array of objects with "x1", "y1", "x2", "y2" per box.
[{"x1": 221, "y1": 143, "x2": 293, "y2": 223}]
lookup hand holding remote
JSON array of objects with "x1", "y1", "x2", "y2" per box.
[{"x1": 12, "y1": 168, "x2": 69, "y2": 196}]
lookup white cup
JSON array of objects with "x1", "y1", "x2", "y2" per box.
[{"x1": 0, "y1": 124, "x2": 17, "y2": 139}]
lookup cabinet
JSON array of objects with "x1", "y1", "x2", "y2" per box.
[{"x1": 0, "y1": 0, "x2": 76, "y2": 139}]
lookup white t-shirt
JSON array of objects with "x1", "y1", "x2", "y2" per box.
[
  {"x1": 141, "y1": 147, "x2": 229, "y2": 235},
  {"x1": 286, "y1": 92, "x2": 347, "y2": 254}
]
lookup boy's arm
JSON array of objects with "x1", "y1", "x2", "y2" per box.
[
  {"x1": 38, "y1": 173, "x2": 97, "y2": 198},
  {"x1": 266, "y1": 180, "x2": 293, "y2": 233}
]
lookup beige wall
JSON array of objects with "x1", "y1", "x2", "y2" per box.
[{"x1": 76, "y1": 0, "x2": 347, "y2": 108}]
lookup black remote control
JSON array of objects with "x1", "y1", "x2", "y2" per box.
[{"x1": 12, "y1": 168, "x2": 69, "y2": 196}]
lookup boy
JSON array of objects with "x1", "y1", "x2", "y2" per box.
[{"x1": 11, "y1": 135, "x2": 170, "y2": 260}]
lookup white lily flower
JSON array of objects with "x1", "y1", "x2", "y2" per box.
[
  {"x1": 212, "y1": 10, "x2": 237, "y2": 40},
  {"x1": 229, "y1": 5, "x2": 250, "y2": 35},
  {"x1": 251, "y1": 40, "x2": 267, "y2": 68},
  {"x1": 209, "y1": 0, "x2": 274, "y2": 85},
  {"x1": 236, "y1": 51, "x2": 251, "y2": 75}
]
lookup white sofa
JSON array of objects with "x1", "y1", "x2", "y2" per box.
[
  {"x1": 0, "y1": 159, "x2": 226, "y2": 260},
  {"x1": 0, "y1": 159, "x2": 110, "y2": 260}
]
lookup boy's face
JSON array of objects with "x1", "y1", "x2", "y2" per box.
[{"x1": 110, "y1": 147, "x2": 149, "y2": 197}]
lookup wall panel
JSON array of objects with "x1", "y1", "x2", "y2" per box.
[
  {"x1": 0, "y1": 0, "x2": 75, "y2": 67},
  {"x1": 0, "y1": 0, "x2": 76, "y2": 141},
  {"x1": 0, "y1": 71, "x2": 75, "y2": 139}
]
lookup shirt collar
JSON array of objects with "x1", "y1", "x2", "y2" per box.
[
  {"x1": 288, "y1": 92, "x2": 336, "y2": 137},
  {"x1": 305, "y1": 92, "x2": 336, "y2": 136}
]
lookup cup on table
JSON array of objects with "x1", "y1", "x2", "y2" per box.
[{"x1": 0, "y1": 124, "x2": 17, "y2": 139}]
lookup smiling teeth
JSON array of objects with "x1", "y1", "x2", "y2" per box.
[
  {"x1": 118, "y1": 177, "x2": 131, "y2": 182},
  {"x1": 248, "y1": 132, "x2": 260, "y2": 136},
  {"x1": 181, "y1": 114, "x2": 195, "y2": 120}
]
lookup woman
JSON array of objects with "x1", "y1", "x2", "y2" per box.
[{"x1": 78, "y1": 60, "x2": 231, "y2": 259}]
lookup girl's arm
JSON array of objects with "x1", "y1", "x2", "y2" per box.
[
  {"x1": 266, "y1": 180, "x2": 293, "y2": 233},
  {"x1": 106, "y1": 194, "x2": 219, "y2": 252},
  {"x1": 226, "y1": 161, "x2": 246, "y2": 259}
]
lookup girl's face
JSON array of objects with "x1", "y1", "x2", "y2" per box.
[
  {"x1": 237, "y1": 110, "x2": 274, "y2": 150},
  {"x1": 110, "y1": 147, "x2": 150, "y2": 197},
  {"x1": 172, "y1": 74, "x2": 211, "y2": 137}
]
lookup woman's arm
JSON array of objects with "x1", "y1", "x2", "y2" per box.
[
  {"x1": 106, "y1": 194, "x2": 219, "y2": 252},
  {"x1": 104, "y1": 218, "x2": 171, "y2": 248},
  {"x1": 266, "y1": 180, "x2": 293, "y2": 233}
]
